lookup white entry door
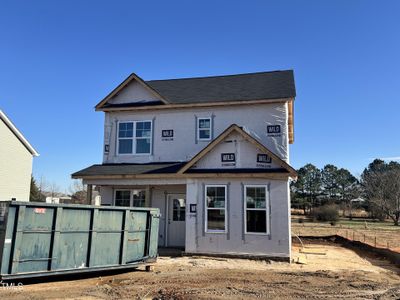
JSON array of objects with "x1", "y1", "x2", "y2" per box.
[{"x1": 167, "y1": 194, "x2": 186, "y2": 247}]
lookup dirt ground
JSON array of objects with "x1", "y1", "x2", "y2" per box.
[
  {"x1": 1, "y1": 241, "x2": 400, "y2": 300},
  {"x1": 292, "y1": 221, "x2": 400, "y2": 252}
]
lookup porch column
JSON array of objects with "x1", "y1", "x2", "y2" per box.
[
  {"x1": 86, "y1": 184, "x2": 93, "y2": 205},
  {"x1": 145, "y1": 185, "x2": 151, "y2": 207}
]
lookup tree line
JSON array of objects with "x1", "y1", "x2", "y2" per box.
[
  {"x1": 291, "y1": 159, "x2": 400, "y2": 226},
  {"x1": 30, "y1": 176, "x2": 88, "y2": 204}
]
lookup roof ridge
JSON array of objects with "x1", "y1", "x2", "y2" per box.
[{"x1": 146, "y1": 70, "x2": 293, "y2": 83}]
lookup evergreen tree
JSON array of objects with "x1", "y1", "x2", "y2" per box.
[{"x1": 30, "y1": 176, "x2": 43, "y2": 202}]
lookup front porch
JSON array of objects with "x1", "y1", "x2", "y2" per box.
[{"x1": 97, "y1": 183, "x2": 187, "y2": 249}]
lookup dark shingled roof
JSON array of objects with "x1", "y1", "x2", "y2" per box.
[
  {"x1": 72, "y1": 163, "x2": 291, "y2": 178},
  {"x1": 71, "y1": 162, "x2": 186, "y2": 178},
  {"x1": 146, "y1": 70, "x2": 295, "y2": 104}
]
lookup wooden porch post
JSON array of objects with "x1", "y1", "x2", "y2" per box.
[
  {"x1": 87, "y1": 184, "x2": 93, "y2": 205},
  {"x1": 145, "y1": 185, "x2": 151, "y2": 207}
]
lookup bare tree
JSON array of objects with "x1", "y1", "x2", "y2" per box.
[
  {"x1": 69, "y1": 179, "x2": 87, "y2": 204},
  {"x1": 362, "y1": 160, "x2": 400, "y2": 226},
  {"x1": 38, "y1": 175, "x2": 49, "y2": 201}
]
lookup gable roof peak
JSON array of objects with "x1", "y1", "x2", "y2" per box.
[
  {"x1": 178, "y1": 124, "x2": 297, "y2": 178},
  {"x1": 95, "y1": 73, "x2": 169, "y2": 109}
]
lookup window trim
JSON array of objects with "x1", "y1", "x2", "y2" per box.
[
  {"x1": 204, "y1": 184, "x2": 227, "y2": 233},
  {"x1": 197, "y1": 117, "x2": 212, "y2": 141},
  {"x1": 117, "y1": 120, "x2": 153, "y2": 155},
  {"x1": 244, "y1": 185, "x2": 270, "y2": 235}
]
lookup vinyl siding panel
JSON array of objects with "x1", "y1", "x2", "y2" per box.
[{"x1": 0, "y1": 119, "x2": 33, "y2": 201}]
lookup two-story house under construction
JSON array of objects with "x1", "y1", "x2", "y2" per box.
[{"x1": 72, "y1": 70, "x2": 297, "y2": 261}]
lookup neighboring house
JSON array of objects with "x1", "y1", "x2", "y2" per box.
[
  {"x1": 45, "y1": 196, "x2": 72, "y2": 204},
  {"x1": 0, "y1": 110, "x2": 39, "y2": 201},
  {"x1": 72, "y1": 70, "x2": 297, "y2": 260}
]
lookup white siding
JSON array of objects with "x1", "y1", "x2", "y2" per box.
[{"x1": 0, "y1": 119, "x2": 33, "y2": 201}]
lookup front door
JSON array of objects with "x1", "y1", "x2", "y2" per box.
[{"x1": 167, "y1": 194, "x2": 186, "y2": 247}]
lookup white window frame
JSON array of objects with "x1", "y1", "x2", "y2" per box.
[
  {"x1": 204, "y1": 184, "x2": 227, "y2": 233},
  {"x1": 197, "y1": 117, "x2": 212, "y2": 141},
  {"x1": 244, "y1": 185, "x2": 270, "y2": 235},
  {"x1": 117, "y1": 120, "x2": 153, "y2": 155},
  {"x1": 113, "y1": 189, "x2": 146, "y2": 207}
]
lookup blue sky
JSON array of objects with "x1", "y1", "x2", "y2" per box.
[{"x1": 1, "y1": 1, "x2": 399, "y2": 192}]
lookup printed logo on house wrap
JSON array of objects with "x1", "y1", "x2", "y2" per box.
[
  {"x1": 257, "y1": 154, "x2": 272, "y2": 168},
  {"x1": 267, "y1": 125, "x2": 281, "y2": 137},
  {"x1": 162, "y1": 129, "x2": 174, "y2": 141},
  {"x1": 221, "y1": 153, "x2": 236, "y2": 166}
]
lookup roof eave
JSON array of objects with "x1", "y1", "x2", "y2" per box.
[
  {"x1": 95, "y1": 97, "x2": 293, "y2": 112},
  {"x1": 72, "y1": 172, "x2": 292, "y2": 180},
  {"x1": 0, "y1": 110, "x2": 39, "y2": 156}
]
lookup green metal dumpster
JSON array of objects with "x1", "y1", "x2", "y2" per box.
[{"x1": 0, "y1": 201, "x2": 159, "y2": 280}]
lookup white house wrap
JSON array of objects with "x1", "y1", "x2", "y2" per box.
[{"x1": 73, "y1": 70, "x2": 297, "y2": 260}]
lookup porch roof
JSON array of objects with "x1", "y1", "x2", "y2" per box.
[
  {"x1": 72, "y1": 163, "x2": 291, "y2": 180},
  {"x1": 72, "y1": 162, "x2": 186, "y2": 178}
]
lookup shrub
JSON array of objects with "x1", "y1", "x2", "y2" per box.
[{"x1": 312, "y1": 205, "x2": 339, "y2": 223}]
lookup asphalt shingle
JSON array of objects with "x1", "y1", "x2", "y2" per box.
[{"x1": 146, "y1": 70, "x2": 295, "y2": 104}]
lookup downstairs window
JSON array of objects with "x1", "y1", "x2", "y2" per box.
[
  {"x1": 205, "y1": 185, "x2": 227, "y2": 232},
  {"x1": 245, "y1": 185, "x2": 269, "y2": 234},
  {"x1": 114, "y1": 189, "x2": 146, "y2": 207}
]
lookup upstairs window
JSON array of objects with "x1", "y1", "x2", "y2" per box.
[
  {"x1": 118, "y1": 121, "x2": 152, "y2": 154},
  {"x1": 197, "y1": 117, "x2": 212, "y2": 141},
  {"x1": 244, "y1": 185, "x2": 269, "y2": 234}
]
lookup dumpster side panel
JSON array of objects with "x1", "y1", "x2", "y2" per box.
[
  {"x1": 125, "y1": 211, "x2": 147, "y2": 262},
  {"x1": 91, "y1": 209, "x2": 124, "y2": 267},
  {"x1": 17, "y1": 206, "x2": 55, "y2": 273},
  {"x1": 149, "y1": 212, "x2": 159, "y2": 258},
  {"x1": 56, "y1": 208, "x2": 91, "y2": 270},
  {"x1": 0, "y1": 204, "x2": 15, "y2": 274}
]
